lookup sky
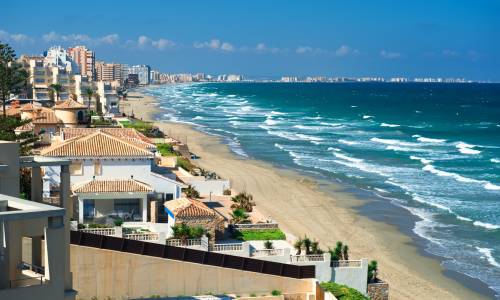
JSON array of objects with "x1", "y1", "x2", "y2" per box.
[{"x1": 1, "y1": 0, "x2": 500, "y2": 80}]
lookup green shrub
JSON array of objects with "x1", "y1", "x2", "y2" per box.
[
  {"x1": 232, "y1": 229, "x2": 286, "y2": 241},
  {"x1": 157, "y1": 143, "x2": 177, "y2": 156},
  {"x1": 320, "y1": 282, "x2": 369, "y2": 300},
  {"x1": 177, "y1": 156, "x2": 195, "y2": 171},
  {"x1": 87, "y1": 223, "x2": 111, "y2": 229},
  {"x1": 271, "y1": 290, "x2": 282, "y2": 296},
  {"x1": 113, "y1": 218, "x2": 124, "y2": 227}
]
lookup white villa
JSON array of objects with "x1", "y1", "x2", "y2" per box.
[{"x1": 40, "y1": 128, "x2": 184, "y2": 224}]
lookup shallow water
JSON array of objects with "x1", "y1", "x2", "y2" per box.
[{"x1": 143, "y1": 82, "x2": 500, "y2": 297}]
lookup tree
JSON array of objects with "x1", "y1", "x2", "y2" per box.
[
  {"x1": 0, "y1": 42, "x2": 28, "y2": 117},
  {"x1": 230, "y1": 208, "x2": 249, "y2": 224},
  {"x1": 294, "y1": 239, "x2": 304, "y2": 255},
  {"x1": 330, "y1": 241, "x2": 344, "y2": 261},
  {"x1": 0, "y1": 116, "x2": 38, "y2": 155},
  {"x1": 264, "y1": 240, "x2": 274, "y2": 250},
  {"x1": 171, "y1": 223, "x2": 191, "y2": 245},
  {"x1": 367, "y1": 260, "x2": 378, "y2": 283},
  {"x1": 94, "y1": 93, "x2": 102, "y2": 114},
  {"x1": 342, "y1": 244, "x2": 349, "y2": 260},
  {"x1": 303, "y1": 236, "x2": 312, "y2": 255},
  {"x1": 49, "y1": 83, "x2": 63, "y2": 101},
  {"x1": 184, "y1": 185, "x2": 200, "y2": 198},
  {"x1": 311, "y1": 240, "x2": 323, "y2": 255},
  {"x1": 230, "y1": 192, "x2": 256, "y2": 212},
  {"x1": 84, "y1": 87, "x2": 94, "y2": 111}
]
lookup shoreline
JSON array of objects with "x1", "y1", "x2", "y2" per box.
[{"x1": 122, "y1": 90, "x2": 495, "y2": 300}]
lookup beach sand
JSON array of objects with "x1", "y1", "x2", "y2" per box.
[{"x1": 122, "y1": 91, "x2": 491, "y2": 300}]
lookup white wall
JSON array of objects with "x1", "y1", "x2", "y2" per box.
[
  {"x1": 332, "y1": 259, "x2": 368, "y2": 295},
  {"x1": 183, "y1": 179, "x2": 230, "y2": 196}
]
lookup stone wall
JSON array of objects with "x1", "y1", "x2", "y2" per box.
[
  {"x1": 176, "y1": 215, "x2": 224, "y2": 240},
  {"x1": 367, "y1": 282, "x2": 389, "y2": 300}
]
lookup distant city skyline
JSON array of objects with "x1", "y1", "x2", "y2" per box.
[{"x1": 2, "y1": 0, "x2": 500, "y2": 80}]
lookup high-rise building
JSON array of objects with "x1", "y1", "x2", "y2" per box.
[
  {"x1": 95, "y1": 61, "x2": 124, "y2": 82},
  {"x1": 128, "y1": 65, "x2": 151, "y2": 85},
  {"x1": 44, "y1": 46, "x2": 79, "y2": 74},
  {"x1": 67, "y1": 46, "x2": 96, "y2": 80}
]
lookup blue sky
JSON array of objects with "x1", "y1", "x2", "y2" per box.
[{"x1": 1, "y1": 1, "x2": 500, "y2": 80}]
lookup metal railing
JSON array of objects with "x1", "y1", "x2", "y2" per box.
[
  {"x1": 252, "y1": 248, "x2": 284, "y2": 257},
  {"x1": 234, "y1": 223, "x2": 279, "y2": 230},
  {"x1": 9, "y1": 276, "x2": 44, "y2": 288},
  {"x1": 290, "y1": 254, "x2": 326, "y2": 262},
  {"x1": 331, "y1": 260, "x2": 362, "y2": 268},
  {"x1": 124, "y1": 232, "x2": 159, "y2": 241},
  {"x1": 210, "y1": 243, "x2": 243, "y2": 252},
  {"x1": 80, "y1": 227, "x2": 116, "y2": 236}
]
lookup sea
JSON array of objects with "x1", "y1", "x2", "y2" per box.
[{"x1": 142, "y1": 82, "x2": 500, "y2": 297}]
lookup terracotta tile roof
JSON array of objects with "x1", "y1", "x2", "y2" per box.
[
  {"x1": 54, "y1": 99, "x2": 87, "y2": 110},
  {"x1": 165, "y1": 198, "x2": 220, "y2": 219},
  {"x1": 73, "y1": 179, "x2": 153, "y2": 193},
  {"x1": 15, "y1": 122, "x2": 35, "y2": 132},
  {"x1": 61, "y1": 128, "x2": 156, "y2": 150},
  {"x1": 41, "y1": 130, "x2": 154, "y2": 158},
  {"x1": 32, "y1": 108, "x2": 61, "y2": 125},
  {"x1": 20, "y1": 103, "x2": 36, "y2": 112}
]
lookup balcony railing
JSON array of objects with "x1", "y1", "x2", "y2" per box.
[
  {"x1": 252, "y1": 248, "x2": 284, "y2": 257},
  {"x1": 290, "y1": 254, "x2": 326, "y2": 262},
  {"x1": 124, "y1": 232, "x2": 159, "y2": 241},
  {"x1": 80, "y1": 227, "x2": 116, "y2": 236},
  {"x1": 210, "y1": 243, "x2": 243, "y2": 252},
  {"x1": 331, "y1": 260, "x2": 363, "y2": 268},
  {"x1": 165, "y1": 238, "x2": 202, "y2": 247}
]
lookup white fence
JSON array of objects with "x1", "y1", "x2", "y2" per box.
[
  {"x1": 210, "y1": 243, "x2": 243, "y2": 252},
  {"x1": 166, "y1": 238, "x2": 203, "y2": 247},
  {"x1": 252, "y1": 248, "x2": 285, "y2": 257},
  {"x1": 290, "y1": 254, "x2": 326, "y2": 262},
  {"x1": 331, "y1": 260, "x2": 363, "y2": 268},
  {"x1": 124, "y1": 232, "x2": 159, "y2": 241},
  {"x1": 80, "y1": 227, "x2": 116, "y2": 236}
]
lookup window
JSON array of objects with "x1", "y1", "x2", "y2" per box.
[
  {"x1": 93, "y1": 160, "x2": 102, "y2": 176},
  {"x1": 69, "y1": 161, "x2": 83, "y2": 175}
]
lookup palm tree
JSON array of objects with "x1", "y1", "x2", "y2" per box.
[
  {"x1": 342, "y1": 244, "x2": 349, "y2": 260},
  {"x1": 230, "y1": 208, "x2": 249, "y2": 224},
  {"x1": 294, "y1": 239, "x2": 303, "y2": 255},
  {"x1": 230, "y1": 192, "x2": 256, "y2": 212},
  {"x1": 184, "y1": 185, "x2": 200, "y2": 198},
  {"x1": 367, "y1": 260, "x2": 378, "y2": 283},
  {"x1": 303, "y1": 236, "x2": 312, "y2": 255},
  {"x1": 49, "y1": 83, "x2": 62, "y2": 101},
  {"x1": 264, "y1": 240, "x2": 274, "y2": 250},
  {"x1": 84, "y1": 87, "x2": 94, "y2": 110},
  {"x1": 311, "y1": 240, "x2": 323, "y2": 254}
]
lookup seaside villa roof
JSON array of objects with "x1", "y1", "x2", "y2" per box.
[
  {"x1": 73, "y1": 179, "x2": 153, "y2": 193},
  {"x1": 32, "y1": 108, "x2": 62, "y2": 125},
  {"x1": 165, "y1": 198, "x2": 220, "y2": 219},
  {"x1": 54, "y1": 99, "x2": 87, "y2": 110},
  {"x1": 61, "y1": 127, "x2": 156, "y2": 150},
  {"x1": 41, "y1": 130, "x2": 154, "y2": 158}
]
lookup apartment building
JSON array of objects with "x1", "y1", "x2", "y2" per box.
[
  {"x1": 95, "y1": 61, "x2": 124, "y2": 82},
  {"x1": 67, "y1": 46, "x2": 95, "y2": 80},
  {"x1": 128, "y1": 64, "x2": 151, "y2": 85}
]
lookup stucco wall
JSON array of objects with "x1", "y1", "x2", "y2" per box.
[
  {"x1": 70, "y1": 245, "x2": 316, "y2": 300},
  {"x1": 331, "y1": 259, "x2": 368, "y2": 295},
  {"x1": 0, "y1": 141, "x2": 20, "y2": 197}
]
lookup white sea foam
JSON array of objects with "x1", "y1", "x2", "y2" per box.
[
  {"x1": 295, "y1": 134, "x2": 324, "y2": 142},
  {"x1": 380, "y1": 123, "x2": 400, "y2": 127},
  {"x1": 490, "y1": 158, "x2": 500, "y2": 163},
  {"x1": 333, "y1": 152, "x2": 364, "y2": 163},
  {"x1": 456, "y1": 142, "x2": 481, "y2": 155},
  {"x1": 351, "y1": 105, "x2": 358, "y2": 108},
  {"x1": 374, "y1": 187, "x2": 389, "y2": 194},
  {"x1": 476, "y1": 247, "x2": 500, "y2": 268},
  {"x1": 473, "y1": 221, "x2": 500, "y2": 230},
  {"x1": 363, "y1": 115, "x2": 374, "y2": 119},
  {"x1": 422, "y1": 164, "x2": 481, "y2": 184},
  {"x1": 416, "y1": 136, "x2": 446, "y2": 143},
  {"x1": 319, "y1": 122, "x2": 343, "y2": 127},
  {"x1": 410, "y1": 156, "x2": 433, "y2": 164},
  {"x1": 412, "y1": 194, "x2": 452, "y2": 213},
  {"x1": 338, "y1": 139, "x2": 359, "y2": 146},
  {"x1": 192, "y1": 116, "x2": 203, "y2": 120},
  {"x1": 327, "y1": 147, "x2": 341, "y2": 152},
  {"x1": 386, "y1": 145, "x2": 415, "y2": 152},
  {"x1": 484, "y1": 182, "x2": 500, "y2": 190},
  {"x1": 456, "y1": 215, "x2": 473, "y2": 222},
  {"x1": 274, "y1": 143, "x2": 286, "y2": 151},
  {"x1": 332, "y1": 159, "x2": 390, "y2": 177},
  {"x1": 370, "y1": 137, "x2": 415, "y2": 147},
  {"x1": 270, "y1": 111, "x2": 286, "y2": 115},
  {"x1": 264, "y1": 118, "x2": 279, "y2": 126},
  {"x1": 229, "y1": 120, "x2": 241, "y2": 127}
]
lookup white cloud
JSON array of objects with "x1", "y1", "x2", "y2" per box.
[
  {"x1": 194, "y1": 39, "x2": 235, "y2": 52},
  {"x1": 0, "y1": 30, "x2": 33, "y2": 43},
  {"x1": 152, "y1": 38, "x2": 175, "y2": 50},
  {"x1": 380, "y1": 50, "x2": 402, "y2": 59},
  {"x1": 99, "y1": 34, "x2": 119, "y2": 45},
  {"x1": 137, "y1": 35, "x2": 150, "y2": 47},
  {"x1": 335, "y1": 45, "x2": 358, "y2": 57},
  {"x1": 42, "y1": 31, "x2": 121, "y2": 46},
  {"x1": 255, "y1": 43, "x2": 267, "y2": 51},
  {"x1": 296, "y1": 46, "x2": 313, "y2": 54},
  {"x1": 220, "y1": 42, "x2": 234, "y2": 52}
]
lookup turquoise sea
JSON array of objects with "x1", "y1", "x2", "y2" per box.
[{"x1": 143, "y1": 82, "x2": 500, "y2": 297}]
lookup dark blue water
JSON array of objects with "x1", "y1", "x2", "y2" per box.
[{"x1": 143, "y1": 82, "x2": 500, "y2": 296}]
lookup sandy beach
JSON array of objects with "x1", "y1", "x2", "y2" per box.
[{"x1": 122, "y1": 91, "x2": 491, "y2": 300}]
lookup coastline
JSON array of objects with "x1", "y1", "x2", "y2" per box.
[{"x1": 122, "y1": 90, "x2": 494, "y2": 300}]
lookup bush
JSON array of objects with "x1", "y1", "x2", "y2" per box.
[
  {"x1": 320, "y1": 282, "x2": 369, "y2": 300},
  {"x1": 177, "y1": 156, "x2": 195, "y2": 171},
  {"x1": 157, "y1": 143, "x2": 177, "y2": 156},
  {"x1": 223, "y1": 189, "x2": 232, "y2": 196},
  {"x1": 271, "y1": 290, "x2": 282, "y2": 296},
  {"x1": 113, "y1": 218, "x2": 124, "y2": 227},
  {"x1": 77, "y1": 223, "x2": 86, "y2": 230},
  {"x1": 87, "y1": 223, "x2": 111, "y2": 229},
  {"x1": 232, "y1": 229, "x2": 286, "y2": 241}
]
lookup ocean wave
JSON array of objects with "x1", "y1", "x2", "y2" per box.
[
  {"x1": 410, "y1": 155, "x2": 433, "y2": 164},
  {"x1": 412, "y1": 194, "x2": 453, "y2": 213},
  {"x1": 295, "y1": 133, "x2": 324, "y2": 142},
  {"x1": 229, "y1": 120, "x2": 241, "y2": 127},
  {"x1": 370, "y1": 137, "x2": 416, "y2": 147},
  {"x1": 333, "y1": 152, "x2": 364, "y2": 163},
  {"x1": 192, "y1": 116, "x2": 204, "y2": 120},
  {"x1": 476, "y1": 247, "x2": 500, "y2": 268},
  {"x1": 456, "y1": 215, "x2": 473, "y2": 222},
  {"x1": 456, "y1": 142, "x2": 481, "y2": 155},
  {"x1": 333, "y1": 159, "x2": 390, "y2": 177},
  {"x1": 416, "y1": 136, "x2": 446, "y2": 143},
  {"x1": 490, "y1": 158, "x2": 500, "y2": 164},
  {"x1": 270, "y1": 111, "x2": 286, "y2": 115},
  {"x1": 338, "y1": 139, "x2": 359, "y2": 146},
  {"x1": 473, "y1": 221, "x2": 500, "y2": 230},
  {"x1": 363, "y1": 115, "x2": 374, "y2": 119},
  {"x1": 380, "y1": 123, "x2": 400, "y2": 127},
  {"x1": 422, "y1": 164, "x2": 481, "y2": 184},
  {"x1": 327, "y1": 147, "x2": 341, "y2": 152},
  {"x1": 484, "y1": 182, "x2": 500, "y2": 190},
  {"x1": 319, "y1": 122, "x2": 344, "y2": 127},
  {"x1": 264, "y1": 118, "x2": 280, "y2": 126}
]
